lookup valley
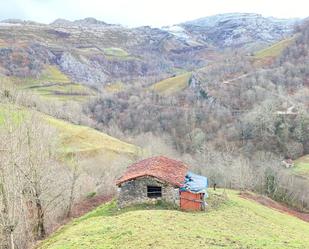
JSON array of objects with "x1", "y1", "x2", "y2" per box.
[{"x1": 0, "y1": 11, "x2": 308, "y2": 249}]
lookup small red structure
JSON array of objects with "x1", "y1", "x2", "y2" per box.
[{"x1": 180, "y1": 191, "x2": 205, "y2": 211}]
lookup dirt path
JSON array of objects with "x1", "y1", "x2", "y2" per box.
[
  {"x1": 222, "y1": 73, "x2": 250, "y2": 84},
  {"x1": 239, "y1": 192, "x2": 309, "y2": 223}
]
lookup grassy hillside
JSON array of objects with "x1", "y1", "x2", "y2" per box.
[
  {"x1": 28, "y1": 83, "x2": 96, "y2": 102},
  {"x1": 15, "y1": 65, "x2": 71, "y2": 86},
  {"x1": 254, "y1": 36, "x2": 295, "y2": 59},
  {"x1": 45, "y1": 116, "x2": 141, "y2": 158},
  {"x1": 293, "y1": 155, "x2": 309, "y2": 179},
  {"x1": 0, "y1": 104, "x2": 141, "y2": 158},
  {"x1": 38, "y1": 190, "x2": 309, "y2": 249},
  {"x1": 150, "y1": 72, "x2": 192, "y2": 95}
]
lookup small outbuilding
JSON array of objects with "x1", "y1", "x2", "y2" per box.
[
  {"x1": 116, "y1": 156, "x2": 208, "y2": 211},
  {"x1": 282, "y1": 158, "x2": 294, "y2": 168}
]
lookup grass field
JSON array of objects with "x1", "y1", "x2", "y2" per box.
[
  {"x1": 29, "y1": 83, "x2": 96, "y2": 101},
  {"x1": 13, "y1": 65, "x2": 71, "y2": 86},
  {"x1": 293, "y1": 155, "x2": 309, "y2": 179},
  {"x1": 103, "y1": 47, "x2": 129, "y2": 57},
  {"x1": 1, "y1": 65, "x2": 96, "y2": 102},
  {"x1": 102, "y1": 47, "x2": 138, "y2": 61},
  {"x1": 38, "y1": 189, "x2": 309, "y2": 249},
  {"x1": 39, "y1": 65, "x2": 71, "y2": 84},
  {"x1": 254, "y1": 36, "x2": 295, "y2": 59},
  {"x1": 150, "y1": 72, "x2": 192, "y2": 95}
]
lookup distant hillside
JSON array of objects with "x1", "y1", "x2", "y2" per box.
[
  {"x1": 0, "y1": 103, "x2": 141, "y2": 158},
  {"x1": 38, "y1": 190, "x2": 309, "y2": 249},
  {"x1": 254, "y1": 36, "x2": 295, "y2": 58},
  {"x1": 150, "y1": 72, "x2": 192, "y2": 95},
  {"x1": 0, "y1": 13, "x2": 302, "y2": 89},
  {"x1": 253, "y1": 35, "x2": 296, "y2": 63},
  {"x1": 1, "y1": 65, "x2": 96, "y2": 102},
  {"x1": 0, "y1": 18, "x2": 213, "y2": 88},
  {"x1": 45, "y1": 115, "x2": 141, "y2": 158}
]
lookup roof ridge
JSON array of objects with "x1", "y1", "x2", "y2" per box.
[{"x1": 116, "y1": 156, "x2": 188, "y2": 186}]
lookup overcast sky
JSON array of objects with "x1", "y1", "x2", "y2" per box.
[{"x1": 0, "y1": 0, "x2": 308, "y2": 27}]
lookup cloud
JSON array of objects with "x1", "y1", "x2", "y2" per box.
[{"x1": 0, "y1": 0, "x2": 307, "y2": 27}]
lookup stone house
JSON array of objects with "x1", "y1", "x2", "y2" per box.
[{"x1": 116, "y1": 156, "x2": 208, "y2": 210}]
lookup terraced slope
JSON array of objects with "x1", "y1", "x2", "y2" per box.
[
  {"x1": 38, "y1": 190, "x2": 309, "y2": 249},
  {"x1": 150, "y1": 72, "x2": 192, "y2": 95}
]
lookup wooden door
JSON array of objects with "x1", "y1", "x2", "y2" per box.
[{"x1": 180, "y1": 191, "x2": 202, "y2": 211}]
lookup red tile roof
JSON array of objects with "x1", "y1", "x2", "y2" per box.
[{"x1": 116, "y1": 156, "x2": 189, "y2": 187}]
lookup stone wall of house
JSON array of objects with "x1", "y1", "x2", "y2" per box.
[{"x1": 117, "y1": 176, "x2": 180, "y2": 208}]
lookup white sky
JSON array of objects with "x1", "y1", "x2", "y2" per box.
[{"x1": 0, "y1": 0, "x2": 308, "y2": 27}]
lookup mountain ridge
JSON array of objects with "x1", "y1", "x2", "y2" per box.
[
  {"x1": 178, "y1": 12, "x2": 300, "y2": 48},
  {"x1": 0, "y1": 13, "x2": 304, "y2": 87}
]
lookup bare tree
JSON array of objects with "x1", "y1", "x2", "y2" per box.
[
  {"x1": 16, "y1": 116, "x2": 69, "y2": 240},
  {"x1": 0, "y1": 111, "x2": 28, "y2": 249},
  {"x1": 66, "y1": 156, "x2": 81, "y2": 218},
  {"x1": 0, "y1": 111, "x2": 71, "y2": 247}
]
